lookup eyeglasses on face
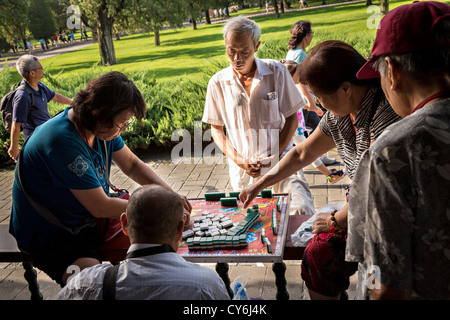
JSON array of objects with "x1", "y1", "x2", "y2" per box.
[{"x1": 115, "y1": 118, "x2": 135, "y2": 131}]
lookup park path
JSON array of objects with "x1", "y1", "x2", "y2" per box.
[{"x1": 1, "y1": 0, "x2": 365, "y2": 70}]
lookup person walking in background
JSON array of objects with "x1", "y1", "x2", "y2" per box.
[{"x1": 8, "y1": 55, "x2": 72, "y2": 161}]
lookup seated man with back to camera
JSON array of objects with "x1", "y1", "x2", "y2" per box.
[{"x1": 58, "y1": 185, "x2": 230, "y2": 300}]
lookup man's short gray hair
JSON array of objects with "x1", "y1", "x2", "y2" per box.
[
  {"x1": 16, "y1": 55, "x2": 39, "y2": 80},
  {"x1": 223, "y1": 16, "x2": 261, "y2": 48}
]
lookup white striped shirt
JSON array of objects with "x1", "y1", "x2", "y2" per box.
[{"x1": 318, "y1": 85, "x2": 401, "y2": 179}]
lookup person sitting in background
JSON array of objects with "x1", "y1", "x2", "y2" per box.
[
  {"x1": 8, "y1": 55, "x2": 72, "y2": 161},
  {"x1": 239, "y1": 40, "x2": 402, "y2": 300},
  {"x1": 9, "y1": 71, "x2": 192, "y2": 287},
  {"x1": 346, "y1": 1, "x2": 450, "y2": 300},
  {"x1": 58, "y1": 185, "x2": 230, "y2": 300}
]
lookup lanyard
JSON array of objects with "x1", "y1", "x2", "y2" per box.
[
  {"x1": 411, "y1": 91, "x2": 450, "y2": 114},
  {"x1": 125, "y1": 244, "x2": 175, "y2": 259}
]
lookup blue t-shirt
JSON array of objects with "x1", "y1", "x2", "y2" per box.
[
  {"x1": 9, "y1": 107, "x2": 125, "y2": 250},
  {"x1": 286, "y1": 47, "x2": 307, "y2": 64},
  {"x1": 12, "y1": 80, "x2": 55, "y2": 140}
]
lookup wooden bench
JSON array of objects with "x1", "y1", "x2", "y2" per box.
[{"x1": 0, "y1": 215, "x2": 309, "y2": 300}]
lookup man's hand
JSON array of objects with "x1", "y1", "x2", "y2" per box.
[
  {"x1": 238, "y1": 159, "x2": 262, "y2": 178},
  {"x1": 239, "y1": 182, "x2": 263, "y2": 209},
  {"x1": 179, "y1": 194, "x2": 192, "y2": 226},
  {"x1": 7, "y1": 144, "x2": 20, "y2": 162}
]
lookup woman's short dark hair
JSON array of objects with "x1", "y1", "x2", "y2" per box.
[
  {"x1": 296, "y1": 40, "x2": 375, "y2": 94},
  {"x1": 72, "y1": 71, "x2": 146, "y2": 132},
  {"x1": 288, "y1": 20, "x2": 312, "y2": 50}
]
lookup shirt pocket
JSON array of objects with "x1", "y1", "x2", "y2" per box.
[{"x1": 261, "y1": 98, "x2": 281, "y2": 124}]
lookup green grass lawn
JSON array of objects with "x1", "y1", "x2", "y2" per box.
[
  {"x1": 34, "y1": 0, "x2": 441, "y2": 84},
  {"x1": 1, "y1": 0, "x2": 449, "y2": 160}
]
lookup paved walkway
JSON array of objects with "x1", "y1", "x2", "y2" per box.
[{"x1": 0, "y1": 147, "x2": 356, "y2": 300}]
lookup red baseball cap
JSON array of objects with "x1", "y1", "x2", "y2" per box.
[{"x1": 357, "y1": 1, "x2": 450, "y2": 80}]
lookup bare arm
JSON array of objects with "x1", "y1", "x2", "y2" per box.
[
  {"x1": 51, "y1": 92, "x2": 72, "y2": 105},
  {"x1": 70, "y1": 187, "x2": 127, "y2": 219},
  {"x1": 113, "y1": 144, "x2": 192, "y2": 221},
  {"x1": 8, "y1": 121, "x2": 22, "y2": 161},
  {"x1": 70, "y1": 144, "x2": 192, "y2": 221},
  {"x1": 240, "y1": 128, "x2": 336, "y2": 208},
  {"x1": 112, "y1": 144, "x2": 171, "y2": 189}
]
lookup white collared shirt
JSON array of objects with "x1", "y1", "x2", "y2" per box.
[{"x1": 202, "y1": 58, "x2": 305, "y2": 190}]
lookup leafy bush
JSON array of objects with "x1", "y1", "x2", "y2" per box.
[{"x1": 0, "y1": 58, "x2": 229, "y2": 163}]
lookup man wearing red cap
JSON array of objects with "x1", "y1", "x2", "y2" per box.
[{"x1": 346, "y1": 1, "x2": 450, "y2": 299}]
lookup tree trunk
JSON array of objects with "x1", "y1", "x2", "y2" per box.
[
  {"x1": 366, "y1": 0, "x2": 373, "y2": 5},
  {"x1": 191, "y1": 16, "x2": 197, "y2": 30},
  {"x1": 154, "y1": 29, "x2": 160, "y2": 46},
  {"x1": 97, "y1": 8, "x2": 116, "y2": 66},
  {"x1": 280, "y1": 0, "x2": 284, "y2": 13},
  {"x1": 273, "y1": 0, "x2": 280, "y2": 18},
  {"x1": 381, "y1": 0, "x2": 389, "y2": 14},
  {"x1": 205, "y1": 9, "x2": 211, "y2": 24}
]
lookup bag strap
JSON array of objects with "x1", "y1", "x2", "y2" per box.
[
  {"x1": 101, "y1": 140, "x2": 116, "y2": 191},
  {"x1": 102, "y1": 263, "x2": 120, "y2": 301},
  {"x1": 102, "y1": 245, "x2": 175, "y2": 300},
  {"x1": 17, "y1": 139, "x2": 96, "y2": 235}
]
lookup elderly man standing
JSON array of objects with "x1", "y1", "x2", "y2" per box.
[
  {"x1": 202, "y1": 16, "x2": 315, "y2": 216},
  {"x1": 346, "y1": 1, "x2": 450, "y2": 299},
  {"x1": 8, "y1": 55, "x2": 72, "y2": 161}
]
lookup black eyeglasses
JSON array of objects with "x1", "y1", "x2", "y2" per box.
[{"x1": 115, "y1": 118, "x2": 135, "y2": 131}]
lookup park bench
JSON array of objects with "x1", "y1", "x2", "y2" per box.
[{"x1": 0, "y1": 215, "x2": 309, "y2": 300}]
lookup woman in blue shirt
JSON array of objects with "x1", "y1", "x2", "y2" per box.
[{"x1": 9, "y1": 71, "x2": 192, "y2": 286}]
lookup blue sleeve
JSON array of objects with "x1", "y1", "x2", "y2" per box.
[
  {"x1": 44, "y1": 135, "x2": 103, "y2": 191},
  {"x1": 111, "y1": 135, "x2": 125, "y2": 152},
  {"x1": 297, "y1": 50, "x2": 307, "y2": 64},
  {"x1": 12, "y1": 91, "x2": 32, "y2": 123}
]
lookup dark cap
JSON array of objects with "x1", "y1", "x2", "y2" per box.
[{"x1": 357, "y1": 1, "x2": 450, "y2": 80}]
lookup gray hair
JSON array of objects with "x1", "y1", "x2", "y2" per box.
[
  {"x1": 126, "y1": 185, "x2": 184, "y2": 243},
  {"x1": 372, "y1": 48, "x2": 450, "y2": 82},
  {"x1": 223, "y1": 15, "x2": 261, "y2": 48},
  {"x1": 16, "y1": 55, "x2": 39, "y2": 80}
]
